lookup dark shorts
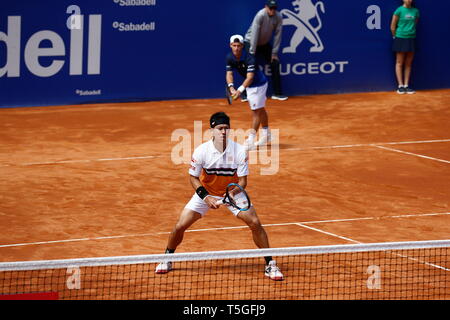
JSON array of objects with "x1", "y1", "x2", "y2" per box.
[{"x1": 392, "y1": 37, "x2": 416, "y2": 52}]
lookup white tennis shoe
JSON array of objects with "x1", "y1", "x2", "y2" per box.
[
  {"x1": 155, "y1": 261, "x2": 172, "y2": 274},
  {"x1": 255, "y1": 132, "x2": 272, "y2": 147},
  {"x1": 245, "y1": 137, "x2": 256, "y2": 151},
  {"x1": 265, "y1": 260, "x2": 284, "y2": 281}
]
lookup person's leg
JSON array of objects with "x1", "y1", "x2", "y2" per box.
[
  {"x1": 270, "y1": 58, "x2": 284, "y2": 98},
  {"x1": 257, "y1": 44, "x2": 286, "y2": 100},
  {"x1": 247, "y1": 107, "x2": 271, "y2": 148},
  {"x1": 246, "y1": 85, "x2": 266, "y2": 148},
  {"x1": 258, "y1": 108, "x2": 269, "y2": 128},
  {"x1": 395, "y1": 52, "x2": 406, "y2": 93},
  {"x1": 250, "y1": 107, "x2": 268, "y2": 131},
  {"x1": 246, "y1": 83, "x2": 270, "y2": 148},
  {"x1": 254, "y1": 108, "x2": 271, "y2": 147},
  {"x1": 166, "y1": 208, "x2": 202, "y2": 251},
  {"x1": 404, "y1": 52, "x2": 415, "y2": 93},
  {"x1": 236, "y1": 207, "x2": 270, "y2": 249},
  {"x1": 236, "y1": 207, "x2": 283, "y2": 280},
  {"x1": 251, "y1": 109, "x2": 262, "y2": 133},
  {"x1": 156, "y1": 196, "x2": 206, "y2": 274}
]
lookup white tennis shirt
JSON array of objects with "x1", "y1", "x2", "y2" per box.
[{"x1": 189, "y1": 139, "x2": 249, "y2": 196}]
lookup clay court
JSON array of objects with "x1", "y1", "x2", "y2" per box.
[{"x1": 0, "y1": 90, "x2": 449, "y2": 299}]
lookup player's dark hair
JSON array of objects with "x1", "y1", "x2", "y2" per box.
[
  {"x1": 401, "y1": 0, "x2": 416, "y2": 7},
  {"x1": 210, "y1": 112, "x2": 230, "y2": 128}
]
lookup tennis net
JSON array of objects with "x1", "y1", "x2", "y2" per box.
[{"x1": 0, "y1": 240, "x2": 449, "y2": 300}]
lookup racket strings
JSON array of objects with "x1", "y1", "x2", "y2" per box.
[{"x1": 227, "y1": 188, "x2": 250, "y2": 210}]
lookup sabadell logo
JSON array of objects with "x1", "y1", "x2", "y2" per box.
[{"x1": 0, "y1": 12, "x2": 102, "y2": 78}]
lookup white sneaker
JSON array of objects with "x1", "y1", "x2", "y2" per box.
[
  {"x1": 255, "y1": 132, "x2": 272, "y2": 147},
  {"x1": 265, "y1": 260, "x2": 284, "y2": 281},
  {"x1": 155, "y1": 261, "x2": 172, "y2": 274},
  {"x1": 271, "y1": 95, "x2": 288, "y2": 101}
]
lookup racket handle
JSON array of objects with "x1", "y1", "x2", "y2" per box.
[{"x1": 216, "y1": 199, "x2": 224, "y2": 205}]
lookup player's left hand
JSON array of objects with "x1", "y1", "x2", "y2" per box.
[{"x1": 205, "y1": 196, "x2": 220, "y2": 209}]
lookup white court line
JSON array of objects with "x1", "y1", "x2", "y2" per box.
[
  {"x1": 295, "y1": 223, "x2": 361, "y2": 243},
  {"x1": 379, "y1": 139, "x2": 450, "y2": 146},
  {"x1": 1, "y1": 138, "x2": 449, "y2": 167},
  {"x1": 393, "y1": 252, "x2": 450, "y2": 271},
  {"x1": 1, "y1": 211, "x2": 448, "y2": 248},
  {"x1": 294, "y1": 222, "x2": 450, "y2": 271},
  {"x1": 374, "y1": 145, "x2": 450, "y2": 164},
  {"x1": 20, "y1": 155, "x2": 159, "y2": 166},
  {"x1": 276, "y1": 138, "x2": 450, "y2": 152}
]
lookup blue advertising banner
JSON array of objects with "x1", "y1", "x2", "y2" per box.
[{"x1": 1, "y1": 1, "x2": 449, "y2": 108}]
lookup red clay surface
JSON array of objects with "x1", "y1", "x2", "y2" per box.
[
  {"x1": 0, "y1": 90, "x2": 449, "y2": 299},
  {"x1": 0, "y1": 90, "x2": 449, "y2": 261}
]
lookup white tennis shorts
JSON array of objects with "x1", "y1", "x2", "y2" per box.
[
  {"x1": 185, "y1": 193, "x2": 250, "y2": 217},
  {"x1": 246, "y1": 82, "x2": 268, "y2": 111}
]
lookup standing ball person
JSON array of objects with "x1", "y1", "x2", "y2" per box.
[{"x1": 390, "y1": 0, "x2": 420, "y2": 94}]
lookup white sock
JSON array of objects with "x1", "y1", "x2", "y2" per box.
[{"x1": 261, "y1": 127, "x2": 270, "y2": 136}]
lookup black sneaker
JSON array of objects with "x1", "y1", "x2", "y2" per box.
[
  {"x1": 396, "y1": 86, "x2": 406, "y2": 94},
  {"x1": 404, "y1": 86, "x2": 416, "y2": 94}
]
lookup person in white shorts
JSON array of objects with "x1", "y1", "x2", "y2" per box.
[
  {"x1": 226, "y1": 34, "x2": 271, "y2": 150},
  {"x1": 155, "y1": 112, "x2": 283, "y2": 281}
]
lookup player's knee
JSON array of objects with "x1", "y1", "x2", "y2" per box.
[
  {"x1": 174, "y1": 221, "x2": 190, "y2": 234},
  {"x1": 247, "y1": 218, "x2": 262, "y2": 231}
]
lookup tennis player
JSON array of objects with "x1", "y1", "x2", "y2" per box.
[
  {"x1": 226, "y1": 34, "x2": 271, "y2": 150},
  {"x1": 155, "y1": 112, "x2": 283, "y2": 281}
]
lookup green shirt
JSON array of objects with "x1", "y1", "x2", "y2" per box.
[{"x1": 394, "y1": 6, "x2": 420, "y2": 38}]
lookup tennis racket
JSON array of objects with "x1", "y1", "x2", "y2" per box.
[
  {"x1": 226, "y1": 85, "x2": 233, "y2": 105},
  {"x1": 217, "y1": 183, "x2": 251, "y2": 211}
]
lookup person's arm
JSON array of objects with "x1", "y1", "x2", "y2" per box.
[
  {"x1": 226, "y1": 70, "x2": 236, "y2": 96},
  {"x1": 390, "y1": 14, "x2": 399, "y2": 37},
  {"x1": 232, "y1": 53, "x2": 256, "y2": 99},
  {"x1": 231, "y1": 72, "x2": 254, "y2": 99},
  {"x1": 228, "y1": 175, "x2": 248, "y2": 199},
  {"x1": 188, "y1": 146, "x2": 219, "y2": 209},
  {"x1": 189, "y1": 175, "x2": 220, "y2": 209},
  {"x1": 238, "y1": 176, "x2": 247, "y2": 190},
  {"x1": 248, "y1": 14, "x2": 262, "y2": 55},
  {"x1": 271, "y1": 16, "x2": 283, "y2": 59},
  {"x1": 235, "y1": 148, "x2": 249, "y2": 193},
  {"x1": 189, "y1": 174, "x2": 203, "y2": 191}
]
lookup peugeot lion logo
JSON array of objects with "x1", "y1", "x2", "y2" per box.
[{"x1": 281, "y1": 0, "x2": 325, "y2": 53}]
